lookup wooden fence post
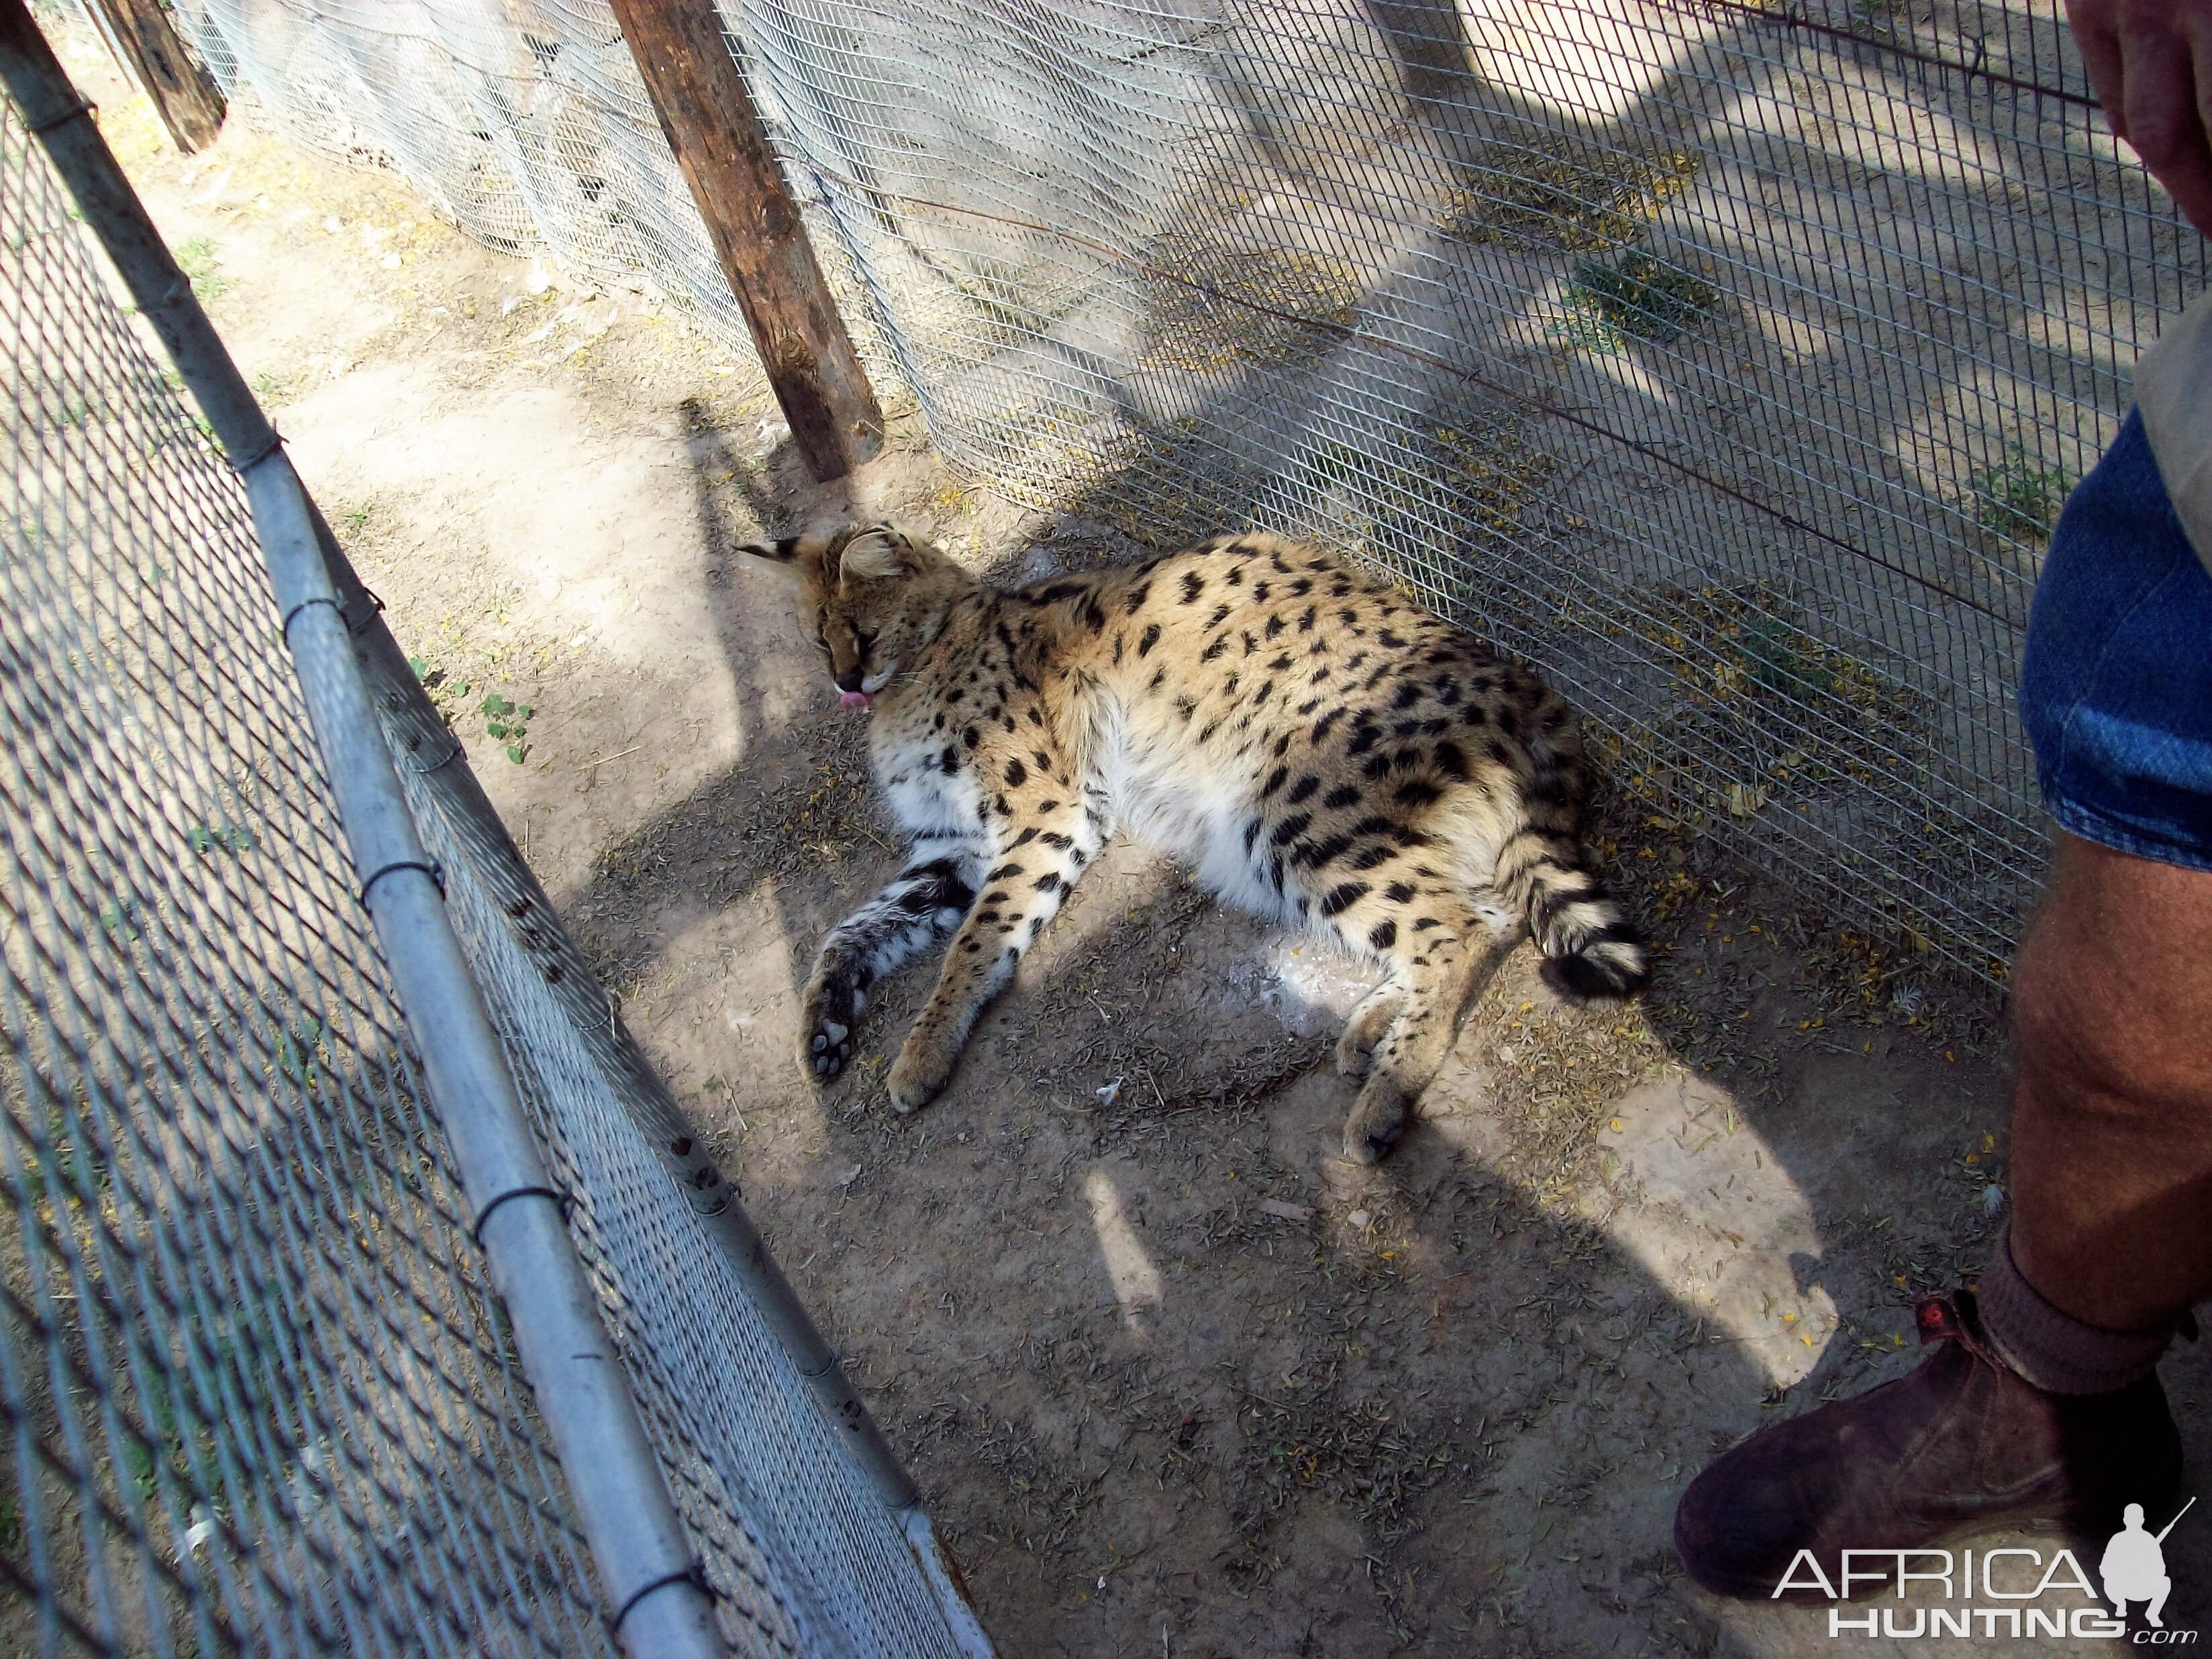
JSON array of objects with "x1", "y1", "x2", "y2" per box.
[
  {"x1": 84, "y1": 0, "x2": 223, "y2": 152},
  {"x1": 607, "y1": 0, "x2": 885, "y2": 482}
]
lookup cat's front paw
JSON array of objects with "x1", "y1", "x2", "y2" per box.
[
  {"x1": 798, "y1": 968, "x2": 866, "y2": 1080},
  {"x1": 886, "y1": 1028, "x2": 956, "y2": 1115}
]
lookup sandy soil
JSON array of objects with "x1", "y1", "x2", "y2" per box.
[{"x1": 66, "y1": 30, "x2": 2212, "y2": 1657}]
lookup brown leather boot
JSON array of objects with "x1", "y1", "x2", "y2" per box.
[{"x1": 1672, "y1": 1290, "x2": 2184, "y2": 1601}]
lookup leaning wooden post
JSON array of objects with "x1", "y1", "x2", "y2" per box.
[
  {"x1": 607, "y1": 0, "x2": 884, "y2": 481},
  {"x1": 85, "y1": 0, "x2": 223, "y2": 152}
]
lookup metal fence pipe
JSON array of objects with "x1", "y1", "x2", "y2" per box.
[{"x1": 0, "y1": 7, "x2": 727, "y2": 1652}]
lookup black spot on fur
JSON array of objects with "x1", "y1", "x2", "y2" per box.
[
  {"x1": 1181, "y1": 571, "x2": 1205, "y2": 604},
  {"x1": 1138, "y1": 623, "x2": 1162, "y2": 657},
  {"x1": 1034, "y1": 872, "x2": 1062, "y2": 893},
  {"x1": 1270, "y1": 812, "x2": 1312, "y2": 846},
  {"x1": 1434, "y1": 742, "x2": 1468, "y2": 779},
  {"x1": 1351, "y1": 844, "x2": 1394, "y2": 871},
  {"x1": 1125, "y1": 583, "x2": 1152, "y2": 615},
  {"x1": 940, "y1": 747, "x2": 960, "y2": 775},
  {"x1": 1207, "y1": 603, "x2": 1232, "y2": 629},
  {"x1": 1322, "y1": 785, "x2": 1360, "y2": 809},
  {"x1": 1287, "y1": 775, "x2": 1320, "y2": 805},
  {"x1": 1244, "y1": 819, "x2": 1263, "y2": 853},
  {"x1": 1201, "y1": 635, "x2": 1229, "y2": 662},
  {"x1": 1012, "y1": 826, "x2": 1039, "y2": 846},
  {"x1": 1253, "y1": 581, "x2": 1271, "y2": 603},
  {"x1": 1260, "y1": 766, "x2": 1290, "y2": 799},
  {"x1": 1298, "y1": 605, "x2": 1316, "y2": 632},
  {"x1": 1319, "y1": 881, "x2": 1369, "y2": 917},
  {"x1": 1368, "y1": 920, "x2": 1397, "y2": 948},
  {"x1": 1293, "y1": 832, "x2": 1354, "y2": 868},
  {"x1": 1313, "y1": 709, "x2": 1345, "y2": 743},
  {"x1": 1384, "y1": 881, "x2": 1415, "y2": 903},
  {"x1": 1266, "y1": 615, "x2": 1286, "y2": 640}
]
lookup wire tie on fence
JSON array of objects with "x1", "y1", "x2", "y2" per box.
[
  {"x1": 27, "y1": 97, "x2": 95, "y2": 135},
  {"x1": 225, "y1": 429, "x2": 285, "y2": 474},
  {"x1": 280, "y1": 595, "x2": 343, "y2": 639},
  {"x1": 358, "y1": 857, "x2": 444, "y2": 907},
  {"x1": 345, "y1": 585, "x2": 389, "y2": 635},
  {"x1": 609, "y1": 1560, "x2": 715, "y2": 1636},
  {"x1": 471, "y1": 1184, "x2": 573, "y2": 1247}
]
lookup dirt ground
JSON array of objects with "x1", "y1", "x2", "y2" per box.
[{"x1": 70, "y1": 30, "x2": 2212, "y2": 1657}]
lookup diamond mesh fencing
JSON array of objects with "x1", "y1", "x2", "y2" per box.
[
  {"x1": 168, "y1": 0, "x2": 2212, "y2": 976},
  {"x1": 1, "y1": 60, "x2": 987, "y2": 1659}
]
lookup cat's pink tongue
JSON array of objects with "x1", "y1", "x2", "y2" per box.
[{"x1": 839, "y1": 689, "x2": 873, "y2": 710}]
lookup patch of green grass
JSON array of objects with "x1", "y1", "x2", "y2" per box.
[
  {"x1": 250, "y1": 368, "x2": 298, "y2": 407},
  {"x1": 1967, "y1": 450, "x2": 2069, "y2": 542},
  {"x1": 334, "y1": 500, "x2": 380, "y2": 539},
  {"x1": 172, "y1": 235, "x2": 230, "y2": 301},
  {"x1": 1442, "y1": 135, "x2": 1703, "y2": 254},
  {"x1": 186, "y1": 823, "x2": 256, "y2": 856},
  {"x1": 1562, "y1": 250, "x2": 1719, "y2": 347},
  {"x1": 274, "y1": 1016, "x2": 330, "y2": 1088}
]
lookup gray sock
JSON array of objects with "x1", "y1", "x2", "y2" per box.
[{"x1": 1975, "y1": 1229, "x2": 2180, "y2": 1395}]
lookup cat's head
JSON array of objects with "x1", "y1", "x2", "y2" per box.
[{"x1": 744, "y1": 521, "x2": 972, "y2": 708}]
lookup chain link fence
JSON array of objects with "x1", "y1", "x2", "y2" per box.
[
  {"x1": 1, "y1": 47, "x2": 988, "y2": 1658},
  {"x1": 168, "y1": 0, "x2": 2210, "y2": 978}
]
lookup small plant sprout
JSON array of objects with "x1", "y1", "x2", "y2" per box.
[{"x1": 480, "y1": 692, "x2": 536, "y2": 762}]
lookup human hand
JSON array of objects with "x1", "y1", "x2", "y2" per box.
[{"x1": 2066, "y1": 0, "x2": 2212, "y2": 234}]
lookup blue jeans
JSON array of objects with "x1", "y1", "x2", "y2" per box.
[{"x1": 2019, "y1": 408, "x2": 2212, "y2": 873}]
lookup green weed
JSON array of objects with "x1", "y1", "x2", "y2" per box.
[
  {"x1": 1967, "y1": 450, "x2": 2069, "y2": 542},
  {"x1": 172, "y1": 236, "x2": 230, "y2": 302},
  {"x1": 1563, "y1": 250, "x2": 1719, "y2": 347},
  {"x1": 481, "y1": 692, "x2": 535, "y2": 764},
  {"x1": 186, "y1": 823, "x2": 256, "y2": 856}
]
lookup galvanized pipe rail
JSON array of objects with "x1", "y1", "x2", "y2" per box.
[{"x1": 0, "y1": 7, "x2": 727, "y2": 1653}]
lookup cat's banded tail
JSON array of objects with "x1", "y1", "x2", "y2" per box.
[{"x1": 1493, "y1": 829, "x2": 1650, "y2": 1002}]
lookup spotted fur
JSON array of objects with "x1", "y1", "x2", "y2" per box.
[{"x1": 747, "y1": 523, "x2": 1649, "y2": 1162}]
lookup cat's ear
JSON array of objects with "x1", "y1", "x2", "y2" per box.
[{"x1": 838, "y1": 524, "x2": 918, "y2": 583}]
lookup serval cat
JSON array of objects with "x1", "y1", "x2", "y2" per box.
[{"x1": 747, "y1": 522, "x2": 1647, "y2": 1162}]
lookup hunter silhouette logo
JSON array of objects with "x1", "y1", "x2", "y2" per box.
[
  {"x1": 1779, "y1": 1494, "x2": 2200, "y2": 1641},
  {"x1": 2105, "y1": 1498, "x2": 2194, "y2": 1629}
]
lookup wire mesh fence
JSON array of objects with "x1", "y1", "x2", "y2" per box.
[
  {"x1": 167, "y1": 0, "x2": 2210, "y2": 976},
  {"x1": 1, "y1": 54, "x2": 987, "y2": 1659}
]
